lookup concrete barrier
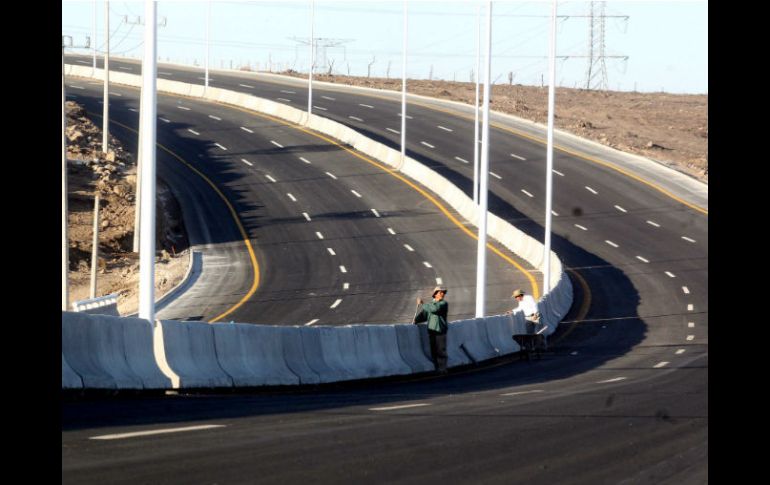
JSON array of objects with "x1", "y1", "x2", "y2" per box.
[
  {"x1": 280, "y1": 327, "x2": 321, "y2": 385},
  {"x1": 157, "y1": 320, "x2": 233, "y2": 389},
  {"x1": 120, "y1": 316, "x2": 173, "y2": 389},
  {"x1": 483, "y1": 315, "x2": 520, "y2": 355},
  {"x1": 394, "y1": 324, "x2": 435, "y2": 373},
  {"x1": 351, "y1": 325, "x2": 413, "y2": 378},
  {"x1": 446, "y1": 319, "x2": 475, "y2": 367},
  {"x1": 299, "y1": 326, "x2": 346, "y2": 383},
  {"x1": 317, "y1": 326, "x2": 360, "y2": 381},
  {"x1": 62, "y1": 353, "x2": 83, "y2": 389},
  {"x1": 61, "y1": 311, "x2": 143, "y2": 389}
]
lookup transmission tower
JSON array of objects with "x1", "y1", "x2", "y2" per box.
[
  {"x1": 585, "y1": 1, "x2": 608, "y2": 90},
  {"x1": 291, "y1": 37, "x2": 353, "y2": 73}
]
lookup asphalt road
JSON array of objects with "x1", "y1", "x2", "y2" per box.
[{"x1": 62, "y1": 56, "x2": 707, "y2": 483}]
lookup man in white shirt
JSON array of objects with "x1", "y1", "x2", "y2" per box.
[{"x1": 510, "y1": 288, "x2": 547, "y2": 356}]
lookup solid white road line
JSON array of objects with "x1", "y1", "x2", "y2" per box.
[
  {"x1": 303, "y1": 212, "x2": 311, "y2": 221},
  {"x1": 438, "y1": 125, "x2": 453, "y2": 132},
  {"x1": 614, "y1": 205, "x2": 627, "y2": 213},
  {"x1": 574, "y1": 224, "x2": 588, "y2": 231},
  {"x1": 500, "y1": 390, "x2": 544, "y2": 397},
  {"x1": 90, "y1": 425, "x2": 226, "y2": 441},
  {"x1": 240, "y1": 127, "x2": 254, "y2": 133},
  {"x1": 271, "y1": 140, "x2": 284, "y2": 148},
  {"x1": 187, "y1": 129, "x2": 200, "y2": 135},
  {"x1": 682, "y1": 286, "x2": 690, "y2": 294},
  {"x1": 665, "y1": 271, "x2": 676, "y2": 278},
  {"x1": 636, "y1": 256, "x2": 650, "y2": 263},
  {"x1": 654, "y1": 361, "x2": 669, "y2": 368},
  {"x1": 214, "y1": 143, "x2": 228, "y2": 150},
  {"x1": 326, "y1": 172, "x2": 337, "y2": 180},
  {"x1": 646, "y1": 220, "x2": 661, "y2": 227},
  {"x1": 330, "y1": 299, "x2": 342, "y2": 309},
  {"x1": 404, "y1": 244, "x2": 414, "y2": 252},
  {"x1": 455, "y1": 156, "x2": 469, "y2": 164},
  {"x1": 305, "y1": 319, "x2": 319, "y2": 326},
  {"x1": 605, "y1": 240, "x2": 619, "y2": 247},
  {"x1": 597, "y1": 377, "x2": 627, "y2": 384},
  {"x1": 370, "y1": 403, "x2": 430, "y2": 411},
  {"x1": 371, "y1": 209, "x2": 381, "y2": 217},
  {"x1": 585, "y1": 186, "x2": 598, "y2": 195},
  {"x1": 349, "y1": 116, "x2": 364, "y2": 122},
  {"x1": 208, "y1": 115, "x2": 222, "y2": 121},
  {"x1": 510, "y1": 153, "x2": 526, "y2": 161},
  {"x1": 421, "y1": 141, "x2": 435, "y2": 149},
  {"x1": 327, "y1": 248, "x2": 336, "y2": 256},
  {"x1": 521, "y1": 189, "x2": 534, "y2": 198},
  {"x1": 299, "y1": 157, "x2": 312, "y2": 164},
  {"x1": 351, "y1": 190, "x2": 362, "y2": 198},
  {"x1": 682, "y1": 236, "x2": 696, "y2": 243},
  {"x1": 241, "y1": 159, "x2": 253, "y2": 167}
]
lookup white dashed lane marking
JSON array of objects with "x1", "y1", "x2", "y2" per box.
[
  {"x1": 315, "y1": 231, "x2": 324, "y2": 240},
  {"x1": 241, "y1": 127, "x2": 254, "y2": 133},
  {"x1": 552, "y1": 169, "x2": 564, "y2": 176},
  {"x1": 239, "y1": 83, "x2": 254, "y2": 89},
  {"x1": 90, "y1": 425, "x2": 226, "y2": 440},
  {"x1": 276, "y1": 98, "x2": 291, "y2": 102},
  {"x1": 208, "y1": 115, "x2": 221, "y2": 121},
  {"x1": 386, "y1": 128, "x2": 400, "y2": 134},
  {"x1": 313, "y1": 106, "x2": 328, "y2": 111},
  {"x1": 177, "y1": 106, "x2": 191, "y2": 111},
  {"x1": 339, "y1": 266, "x2": 348, "y2": 273},
  {"x1": 305, "y1": 319, "x2": 319, "y2": 326},
  {"x1": 636, "y1": 256, "x2": 649, "y2": 263},
  {"x1": 490, "y1": 172, "x2": 502, "y2": 180},
  {"x1": 614, "y1": 205, "x2": 627, "y2": 213},
  {"x1": 521, "y1": 189, "x2": 534, "y2": 198},
  {"x1": 299, "y1": 157, "x2": 311, "y2": 164},
  {"x1": 302, "y1": 212, "x2": 311, "y2": 221},
  {"x1": 574, "y1": 224, "x2": 588, "y2": 231},
  {"x1": 351, "y1": 190, "x2": 362, "y2": 198},
  {"x1": 214, "y1": 143, "x2": 228, "y2": 151},
  {"x1": 359, "y1": 103, "x2": 374, "y2": 109},
  {"x1": 159, "y1": 118, "x2": 170, "y2": 123},
  {"x1": 687, "y1": 304, "x2": 694, "y2": 311},
  {"x1": 404, "y1": 244, "x2": 414, "y2": 252},
  {"x1": 597, "y1": 377, "x2": 627, "y2": 384},
  {"x1": 605, "y1": 240, "x2": 619, "y2": 247},
  {"x1": 455, "y1": 157, "x2": 469, "y2": 164},
  {"x1": 423, "y1": 261, "x2": 432, "y2": 268},
  {"x1": 665, "y1": 271, "x2": 676, "y2": 278},
  {"x1": 265, "y1": 175, "x2": 277, "y2": 183},
  {"x1": 654, "y1": 362, "x2": 669, "y2": 368},
  {"x1": 371, "y1": 209, "x2": 381, "y2": 218},
  {"x1": 330, "y1": 299, "x2": 342, "y2": 309},
  {"x1": 686, "y1": 335, "x2": 695, "y2": 341},
  {"x1": 585, "y1": 186, "x2": 598, "y2": 195},
  {"x1": 500, "y1": 390, "x2": 544, "y2": 397},
  {"x1": 510, "y1": 153, "x2": 526, "y2": 161},
  {"x1": 682, "y1": 286, "x2": 690, "y2": 295},
  {"x1": 682, "y1": 236, "x2": 696, "y2": 243},
  {"x1": 327, "y1": 248, "x2": 336, "y2": 256},
  {"x1": 270, "y1": 140, "x2": 284, "y2": 148},
  {"x1": 326, "y1": 172, "x2": 337, "y2": 180},
  {"x1": 240, "y1": 159, "x2": 252, "y2": 167},
  {"x1": 322, "y1": 96, "x2": 336, "y2": 101},
  {"x1": 287, "y1": 193, "x2": 297, "y2": 202},
  {"x1": 187, "y1": 129, "x2": 200, "y2": 136},
  {"x1": 437, "y1": 125, "x2": 453, "y2": 132},
  {"x1": 421, "y1": 141, "x2": 435, "y2": 149},
  {"x1": 280, "y1": 90, "x2": 296, "y2": 94},
  {"x1": 387, "y1": 228, "x2": 396, "y2": 235},
  {"x1": 676, "y1": 349, "x2": 686, "y2": 354},
  {"x1": 646, "y1": 220, "x2": 660, "y2": 228},
  {"x1": 370, "y1": 403, "x2": 430, "y2": 411},
  {"x1": 349, "y1": 116, "x2": 364, "y2": 122},
  {"x1": 688, "y1": 322, "x2": 695, "y2": 328}
]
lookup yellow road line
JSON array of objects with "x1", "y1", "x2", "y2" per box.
[{"x1": 100, "y1": 117, "x2": 260, "y2": 323}]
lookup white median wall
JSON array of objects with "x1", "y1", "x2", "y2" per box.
[{"x1": 62, "y1": 65, "x2": 573, "y2": 390}]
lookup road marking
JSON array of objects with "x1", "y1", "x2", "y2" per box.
[
  {"x1": 688, "y1": 322, "x2": 695, "y2": 328},
  {"x1": 687, "y1": 304, "x2": 694, "y2": 311},
  {"x1": 386, "y1": 127, "x2": 400, "y2": 134},
  {"x1": 521, "y1": 189, "x2": 534, "y2": 198},
  {"x1": 76, "y1": 60, "x2": 90, "y2": 65},
  {"x1": 398, "y1": 112, "x2": 413, "y2": 119},
  {"x1": 675, "y1": 349, "x2": 686, "y2": 354},
  {"x1": 197, "y1": 77, "x2": 212, "y2": 81},
  {"x1": 313, "y1": 105, "x2": 328, "y2": 111},
  {"x1": 574, "y1": 224, "x2": 588, "y2": 231},
  {"x1": 239, "y1": 83, "x2": 254, "y2": 89},
  {"x1": 646, "y1": 220, "x2": 660, "y2": 228},
  {"x1": 214, "y1": 143, "x2": 228, "y2": 150},
  {"x1": 404, "y1": 244, "x2": 414, "y2": 252},
  {"x1": 421, "y1": 141, "x2": 435, "y2": 148},
  {"x1": 351, "y1": 190, "x2": 362, "y2": 198},
  {"x1": 187, "y1": 129, "x2": 200, "y2": 135},
  {"x1": 510, "y1": 153, "x2": 526, "y2": 161},
  {"x1": 387, "y1": 228, "x2": 396, "y2": 235},
  {"x1": 490, "y1": 172, "x2": 502, "y2": 180},
  {"x1": 270, "y1": 140, "x2": 284, "y2": 148},
  {"x1": 349, "y1": 116, "x2": 364, "y2": 122},
  {"x1": 682, "y1": 236, "x2": 696, "y2": 243},
  {"x1": 276, "y1": 98, "x2": 291, "y2": 102},
  {"x1": 303, "y1": 212, "x2": 311, "y2": 221},
  {"x1": 177, "y1": 106, "x2": 191, "y2": 111},
  {"x1": 455, "y1": 156, "x2": 470, "y2": 164},
  {"x1": 159, "y1": 117, "x2": 170, "y2": 123},
  {"x1": 371, "y1": 209, "x2": 381, "y2": 217},
  {"x1": 682, "y1": 286, "x2": 690, "y2": 295},
  {"x1": 322, "y1": 95, "x2": 336, "y2": 101},
  {"x1": 299, "y1": 156, "x2": 312, "y2": 164},
  {"x1": 240, "y1": 158, "x2": 253, "y2": 166},
  {"x1": 240, "y1": 126, "x2": 254, "y2": 133},
  {"x1": 653, "y1": 361, "x2": 669, "y2": 368},
  {"x1": 438, "y1": 125, "x2": 453, "y2": 132},
  {"x1": 119, "y1": 66, "x2": 132, "y2": 71},
  {"x1": 597, "y1": 377, "x2": 627, "y2": 384},
  {"x1": 614, "y1": 205, "x2": 627, "y2": 213},
  {"x1": 665, "y1": 271, "x2": 676, "y2": 278},
  {"x1": 343, "y1": 282, "x2": 350, "y2": 290},
  {"x1": 552, "y1": 169, "x2": 564, "y2": 176},
  {"x1": 585, "y1": 186, "x2": 598, "y2": 195},
  {"x1": 280, "y1": 89, "x2": 296, "y2": 94},
  {"x1": 605, "y1": 240, "x2": 619, "y2": 247},
  {"x1": 326, "y1": 171, "x2": 337, "y2": 180},
  {"x1": 330, "y1": 299, "x2": 342, "y2": 309},
  {"x1": 359, "y1": 103, "x2": 374, "y2": 108},
  {"x1": 90, "y1": 424, "x2": 226, "y2": 441},
  {"x1": 287, "y1": 193, "x2": 297, "y2": 202},
  {"x1": 370, "y1": 403, "x2": 430, "y2": 411},
  {"x1": 208, "y1": 115, "x2": 222, "y2": 121},
  {"x1": 686, "y1": 335, "x2": 694, "y2": 341},
  {"x1": 552, "y1": 210, "x2": 559, "y2": 216},
  {"x1": 436, "y1": 277, "x2": 443, "y2": 285},
  {"x1": 128, "y1": 108, "x2": 139, "y2": 112},
  {"x1": 423, "y1": 261, "x2": 432, "y2": 268},
  {"x1": 339, "y1": 265, "x2": 347, "y2": 273},
  {"x1": 500, "y1": 389, "x2": 544, "y2": 397},
  {"x1": 327, "y1": 248, "x2": 336, "y2": 256},
  {"x1": 315, "y1": 231, "x2": 324, "y2": 239},
  {"x1": 159, "y1": 71, "x2": 173, "y2": 76},
  {"x1": 265, "y1": 175, "x2": 277, "y2": 183},
  {"x1": 636, "y1": 256, "x2": 649, "y2": 263},
  {"x1": 305, "y1": 319, "x2": 319, "y2": 326}
]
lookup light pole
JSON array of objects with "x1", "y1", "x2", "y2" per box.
[
  {"x1": 308, "y1": 0, "x2": 314, "y2": 115},
  {"x1": 543, "y1": 0, "x2": 557, "y2": 292},
  {"x1": 62, "y1": 37, "x2": 69, "y2": 311},
  {"x1": 475, "y1": 0, "x2": 492, "y2": 318},
  {"x1": 102, "y1": 0, "x2": 110, "y2": 153},
  {"x1": 473, "y1": 2, "x2": 482, "y2": 206},
  {"x1": 400, "y1": 0, "x2": 407, "y2": 165},
  {"x1": 205, "y1": 0, "x2": 210, "y2": 95}
]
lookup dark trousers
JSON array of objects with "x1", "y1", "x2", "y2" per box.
[{"x1": 428, "y1": 331, "x2": 448, "y2": 372}]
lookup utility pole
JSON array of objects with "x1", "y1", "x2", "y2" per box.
[
  {"x1": 400, "y1": 0, "x2": 407, "y2": 166},
  {"x1": 473, "y1": 2, "x2": 481, "y2": 206},
  {"x1": 308, "y1": 0, "x2": 314, "y2": 115},
  {"x1": 475, "y1": 0, "x2": 492, "y2": 319},
  {"x1": 102, "y1": 0, "x2": 110, "y2": 153},
  {"x1": 138, "y1": 0, "x2": 157, "y2": 322},
  {"x1": 92, "y1": 0, "x2": 97, "y2": 75},
  {"x1": 544, "y1": 0, "x2": 557, "y2": 293},
  {"x1": 205, "y1": 0, "x2": 210, "y2": 95},
  {"x1": 90, "y1": 195, "x2": 100, "y2": 298}
]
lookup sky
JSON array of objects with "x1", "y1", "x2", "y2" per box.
[{"x1": 62, "y1": 0, "x2": 708, "y2": 94}]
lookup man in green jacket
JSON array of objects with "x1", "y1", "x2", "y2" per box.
[{"x1": 415, "y1": 286, "x2": 449, "y2": 374}]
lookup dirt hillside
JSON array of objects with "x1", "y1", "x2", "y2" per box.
[{"x1": 65, "y1": 101, "x2": 189, "y2": 316}]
